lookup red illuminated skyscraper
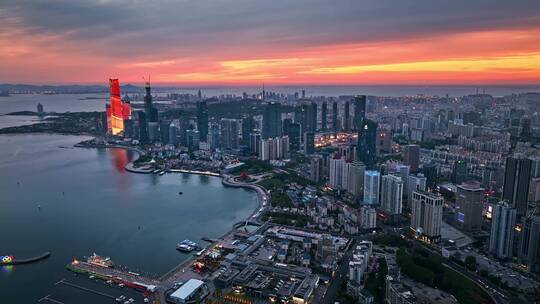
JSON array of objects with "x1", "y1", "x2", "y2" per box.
[{"x1": 106, "y1": 79, "x2": 131, "y2": 135}]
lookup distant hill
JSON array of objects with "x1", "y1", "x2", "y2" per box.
[{"x1": 0, "y1": 83, "x2": 146, "y2": 94}]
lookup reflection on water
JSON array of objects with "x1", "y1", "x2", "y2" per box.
[
  {"x1": 1, "y1": 265, "x2": 14, "y2": 275},
  {"x1": 199, "y1": 175, "x2": 210, "y2": 184},
  {"x1": 109, "y1": 148, "x2": 130, "y2": 173}
]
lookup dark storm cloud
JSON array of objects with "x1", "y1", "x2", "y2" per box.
[{"x1": 2, "y1": 0, "x2": 540, "y2": 58}]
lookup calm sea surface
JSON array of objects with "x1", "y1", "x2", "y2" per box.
[{"x1": 0, "y1": 134, "x2": 258, "y2": 303}]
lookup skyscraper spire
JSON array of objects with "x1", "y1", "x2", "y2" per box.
[{"x1": 262, "y1": 83, "x2": 266, "y2": 101}]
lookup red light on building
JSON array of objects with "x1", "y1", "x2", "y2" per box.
[{"x1": 106, "y1": 79, "x2": 131, "y2": 135}]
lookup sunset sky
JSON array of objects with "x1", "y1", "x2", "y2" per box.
[{"x1": 1, "y1": 0, "x2": 540, "y2": 85}]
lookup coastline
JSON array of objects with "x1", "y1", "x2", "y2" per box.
[{"x1": 72, "y1": 139, "x2": 269, "y2": 289}]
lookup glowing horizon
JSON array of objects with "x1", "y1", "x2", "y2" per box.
[{"x1": 1, "y1": 1, "x2": 540, "y2": 85}]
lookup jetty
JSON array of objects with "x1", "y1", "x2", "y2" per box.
[{"x1": 1, "y1": 252, "x2": 50, "y2": 265}]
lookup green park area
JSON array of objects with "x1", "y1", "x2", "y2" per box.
[{"x1": 396, "y1": 247, "x2": 493, "y2": 304}]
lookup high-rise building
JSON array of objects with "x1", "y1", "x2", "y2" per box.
[
  {"x1": 518, "y1": 212, "x2": 540, "y2": 273},
  {"x1": 220, "y1": 118, "x2": 239, "y2": 150},
  {"x1": 329, "y1": 154, "x2": 345, "y2": 190},
  {"x1": 241, "y1": 116, "x2": 254, "y2": 146},
  {"x1": 186, "y1": 129, "x2": 200, "y2": 150},
  {"x1": 159, "y1": 121, "x2": 170, "y2": 144},
  {"x1": 344, "y1": 100, "x2": 351, "y2": 131},
  {"x1": 455, "y1": 181, "x2": 484, "y2": 231},
  {"x1": 411, "y1": 190, "x2": 443, "y2": 243},
  {"x1": 489, "y1": 202, "x2": 516, "y2": 259},
  {"x1": 303, "y1": 132, "x2": 315, "y2": 155},
  {"x1": 260, "y1": 136, "x2": 289, "y2": 161},
  {"x1": 321, "y1": 101, "x2": 328, "y2": 131},
  {"x1": 169, "y1": 123, "x2": 177, "y2": 146},
  {"x1": 381, "y1": 175, "x2": 403, "y2": 215},
  {"x1": 403, "y1": 145, "x2": 420, "y2": 172},
  {"x1": 284, "y1": 121, "x2": 301, "y2": 151},
  {"x1": 376, "y1": 126, "x2": 392, "y2": 155},
  {"x1": 310, "y1": 156, "x2": 323, "y2": 183},
  {"x1": 137, "y1": 111, "x2": 148, "y2": 144},
  {"x1": 148, "y1": 122, "x2": 159, "y2": 142},
  {"x1": 357, "y1": 119, "x2": 377, "y2": 168},
  {"x1": 364, "y1": 170, "x2": 381, "y2": 205},
  {"x1": 503, "y1": 157, "x2": 532, "y2": 217},
  {"x1": 249, "y1": 133, "x2": 261, "y2": 156},
  {"x1": 361, "y1": 207, "x2": 377, "y2": 229},
  {"x1": 396, "y1": 165, "x2": 410, "y2": 199},
  {"x1": 407, "y1": 173, "x2": 427, "y2": 204},
  {"x1": 353, "y1": 95, "x2": 366, "y2": 131},
  {"x1": 106, "y1": 79, "x2": 131, "y2": 135},
  {"x1": 144, "y1": 80, "x2": 155, "y2": 122},
  {"x1": 262, "y1": 102, "x2": 282, "y2": 139},
  {"x1": 422, "y1": 162, "x2": 438, "y2": 189},
  {"x1": 452, "y1": 160, "x2": 468, "y2": 184},
  {"x1": 196, "y1": 101, "x2": 209, "y2": 142},
  {"x1": 206, "y1": 123, "x2": 220, "y2": 150},
  {"x1": 348, "y1": 161, "x2": 366, "y2": 198},
  {"x1": 332, "y1": 101, "x2": 339, "y2": 132}
]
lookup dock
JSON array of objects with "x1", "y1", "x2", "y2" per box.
[
  {"x1": 1, "y1": 251, "x2": 50, "y2": 265},
  {"x1": 56, "y1": 278, "x2": 116, "y2": 299},
  {"x1": 66, "y1": 260, "x2": 159, "y2": 294}
]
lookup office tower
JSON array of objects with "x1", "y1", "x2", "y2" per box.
[
  {"x1": 186, "y1": 129, "x2": 200, "y2": 150},
  {"x1": 249, "y1": 133, "x2": 261, "y2": 156},
  {"x1": 411, "y1": 190, "x2": 443, "y2": 243},
  {"x1": 357, "y1": 119, "x2": 377, "y2": 168},
  {"x1": 518, "y1": 212, "x2": 540, "y2": 273},
  {"x1": 148, "y1": 122, "x2": 159, "y2": 142},
  {"x1": 344, "y1": 100, "x2": 351, "y2": 131},
  {"x1": 262, "y1": 102, "x2": 282, "y2": 139},
  {"x1": 309, "y1": 102, "x2": 317, "y2": 132},
  {"x1": 348, "y1": 161, "x2": 366, "y2": 198},
  {"x1": 321, "y1": 101, "x2": 328, "y2": 131},
  {"x1": 207, "y1": 123, "x2": 220, "y2": 150},
  {"x1": 310, "y1": 156, "x2": 323, "y2": 183},
  {"x1": 329, "y1": 154, "x2": 345, "y2": 189},
  {"x1": 220, "y1": 118, "x2": 239, "y2": 150},
  {"x1": 341, "y1": 160, "x2": 352, "y2": 192},
  {"x1": 407, "y1": 174, "x2": 427, "y2": 204},
  {"x1": 196, "y1": 100, "x2": 208, "y2": 142},
  {"x1": 503, "y1": 157, "x2": 532, "y2": 217},
  {"x1": 376, "y1": 126, "x2": 392, "y2": 154},
  {"x1": 169, "y1": 123, "x2": 177, "y2": 146},
  {"x1": 37, "y1": 103, "x2": 44, "y2": 115},
  {"x1": 241, "y1": 116, "x2": 254, "y2": 146},
  {"x1": 353, "y1": 95, "x2": 366, "y2": 131},
  {"x1": 137, "y1": 111, "x2": 148, "y2": 144},
  {"x1": 489, "y1": 202, "x2": 516, "y2": 259},
  {"x1": 332, "y1": 101, "x2": 339, "y2": 132},
  {"x1": 452, "y1": 160, "x2": 468, "y2": 184},
  {"x1": 403, "y1": 144, "x2": 420, "y2": 172},
  {"x1": 159, "y1": 121, "x2": 170, "y2": 144},
  {"x1": 455, "y1": 181, "x2": 484, "y2": 231},
  {"x1": 303, "y1": 132, "x2": 315, "y2": 155},
  {"x1": 381, "y1": 175, "x2": 403, "y2": 216},
  {"x1": 106, "y1": 79, "x2": 131, "y2": 135},
  {"x1": 364, "y1": 170, "x2": 381, "y2": 205}
]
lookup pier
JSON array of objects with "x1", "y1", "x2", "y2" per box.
[
  {"x1": 38, "y1": 295, "x2": 65, "y2": 304},
  {"x1": 1, "y1": 251, "x2": 50, "y2": 265},
  {"x1": 67, "y1": 260, "x2": 159, "y2": 293}
]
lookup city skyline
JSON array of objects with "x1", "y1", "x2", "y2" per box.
[{"x1": 2, "y1": 0, "x2": 540, "y2": 85}]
